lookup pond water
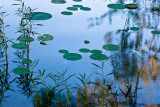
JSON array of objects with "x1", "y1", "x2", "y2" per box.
[{"x1": 0, "y1": 0, "x2": 160, "y2": 106}]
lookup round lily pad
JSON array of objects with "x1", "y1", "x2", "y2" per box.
[
  {"x1": 79, "y1": 48, "x2": 90, "y2": 53},
  {"x1": 80, "y1": 7, "x2": 91, "y2": 11},
  {"x1": 103, "y1": 44, "x2": 120, "y2": 51},
  {"x1": 63, "y1": 53, "x2": 82, "y2": 61},
  {"x1": 26, "y1": 12, "x2": 52, "y2": 20},
  {"x1": 13, "y1": 67, "x2": 30, "y2": 75},
  {"x1": 130, "y1": 27, "x2": 140, "y2": 31},
  {"x1": 84, "y1": 40, "x2": 90, "y2": 44},
  {"x1": 91, "y1": 50, "x2": 102, "y2": 54},
  {"x1": 151, "y1": 31, "x2": 160, "y2": 35},
  {"x1": 12, "y1": 43, "x2": 28, "y2": 49},
  {"x1": 59, "y1": 49, "x2": 69, "y2": 54},
  {"x1": 38, "y1": 34, "x2": 54, "y2": 41},
  {"x1": 61, "y1": 11, "x2": 73, "y2": 15},
  {"x1": 18, "y1": 36, "x2": 34, "y2": 42},
  {"x1": 73, "y1": 5, "x2": 83, "y2": 8},
  {"x1": 90, "y1": 53, "x2": 108, "y2": 61},
  {"x1": 22, "y1": 58, "x2": 32, "y2": 64},
  {"x1": 67, "y1": 7, "x2": 78, "y2": 11},
  {"x1": 125, "y1": 4, "x2": 138, "y2": 9},
  {"x1": 51, "y1": 0, "x2": 66, "y2": 4},
  {"x1": 73, "y1": 0, "x2": 82, "y2": 2},
  {"x1": 107, "y1": 4, "x2": 126, "y2": 9}
]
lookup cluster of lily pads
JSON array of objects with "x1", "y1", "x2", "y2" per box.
[
  {"x1": 59, "y1": 44, "x2": 120, "y2": 61},
  {"x1": 12, "y1": 12, "x2": 54, "y2": 75},
  {"x1": 61, "y1": 4, "x2": 91, "y2": 15}
]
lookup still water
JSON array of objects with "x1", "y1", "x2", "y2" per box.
[{"x1": 0, "y1": 0, "x2": 160, "y2": 106}]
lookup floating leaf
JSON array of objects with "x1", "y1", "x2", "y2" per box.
[
  {"x1": 80, "y1": 7, "x2": 91, "y2": 11},
  {"x1": 73, "y1": 5, "x2": 83, "y2": 8},
  {"x1": 18, "y1": 36, "x2": 34, "y2": 42},
  {"x1": 90, "y1": 53, "x2": 108, "y2": 61},
  {"x1": 22, "y1": 58, "x2": 32, "y2": 64},
  {"x1": 103, "y1": 44, "x2": 120, "y2": 51},
  {"x1": 107, "y1": 4, "x2": 126, "y2": 9},
  {"x1": 130, "y1": 27, "x2": 140, "y2": 31},
  {"x1": 59, "y1": 49, "x2": 69, "y2": 54},
  {"x1": 26, "y1": 12, "x2": 52, "y2": 20},
  {"x1": 63, "y1": 53, "x2": 82, "y2": 61},
  {"x1": 79, "y1": 48, "x2": 90, "y2": 53},
  {"x1": 38, "y1": 34, "x2": 54, "y2": 41},
  {"x1": 51, "y1": 0, "x2": 66, "y2": 4},
  {"x1": 84, "y1": 40, "x2": 90, "y2": 44},
  {"x1": 67, "y1": 7, "x2": 78, "y2": 11},
  {"x1": 61, "y1": 11, "x2": 73, "y2": 15},
  {"x1": 91, "y1": 50, "x2": 102, "y2": 54},
  {"x1": 13, "y1": 67, "x2": 30, "y2": 75},
  {"x1": 151, "y1": 31, "x2": 160, "y2": 35},
  {"x1": 73, "y1": 0, "x2": 82, "y2": 2},
  {"x1": 40, "y1": 41, "x2": 47, "y2": 45},
  {"x1": 12, "y1": 43, "x2": 28, "y2": 49},
  {"x1": 125, "y1": 3, "x2": 138, "y2": 9}
]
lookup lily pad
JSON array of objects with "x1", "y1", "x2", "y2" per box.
[
  {"x1": 103, "y1": 44, "x2": 120, "y2": 51},
  {"x1": 51, "y1": 0, "x2": 66, "y2": 4},
  {"x1": 80, "y1": 7, "x2": 91, "y2": 11},
  {"x1": 73, "y1": 0, "x2": 82, "y2": 2},
  {"x1": 12, "y1": 43, "x2": 28, "y2": 49},
  {"x1": 91, "y1": 50, "x2": 102, "y2": 54},
  {"x1": 26, "y1": 12, "x2": 52, "y2": 20},
  {"x1": 22, "y1": 58, "x2": 32, "y2": 64},
  {"x1": 63, "y1": 53, "x2": 82, "y2": 61},
  {"x1": 90, "y1": 53, "x2": 108, "y2": 61},
  {"x1": 130, "y1": 27, "x2": 140, "y2": 31},
  {"x1": 67, "y1": 7, "x2": 78, "y2": 11},
  {"x1": 73, "y1": 5, "x2": 83, "y2": 8},
  {"x1": 79, "y1": 48, "x2": 90, "y2": 53},
  {"x1": 151, "y1": 31, "x2": 160, "y2": 35},
  {"x1": 40, "y1": 41, "x2": 47, "y2": 45},
  {"x1": 84, "y1": 40, "x2": 90, "y2": 44},
  {"x1": 38, "y1": 34, "x2": 54, "y2": 41},
  {"x1": 13, "y1": 67, "x2": 30, "y2": 75},
  {"x1": 125, "y1": 3, "x2": 138, "y2": 9},
  {"x1": 107, "y1": 4, "x2": 126, "y2": 9},
  {"x1": 61, "y1": 11, "x2": 73, "y2": 15},
  {"x1": 59, "y1": 49, "x2": 69, "y2": 54},
  {"x1": 18, "y1": 36, "x2": 34, "y2": 42}
]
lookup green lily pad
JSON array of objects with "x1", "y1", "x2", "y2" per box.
[
  {"x1": 13, "y1": 67, "x2": 30, "y2": 75},
  {"x1": 130, "y1": 27, "x2": 140, "y2": 31},
  {"x1": 38, "y1": 34, "x2": 54, "y2": 41},
  {"x1": 26, "y1": 12, "x2": 52, "y2": 20},
  {"x1": 63, "y1": 53, "x2": 82, "y2": 61},
  {"x1": 107, "y1": 4, "x2": 126, "y2": 9},
  {"x1": 22, "y1": 58, "x2": 32, "y2": 64},
  {"x1": 84, "y1": 40, "x2": 90, "y2": 44},
  {"x1": 59, "y1": 49, "x2": 69, "y2": 54},
  {"x1": 61, "y1": 11, "x2": 73, "y2": 15},
  {"x1": 73, "y1": 5, "x2": 83, "y2": 8},
  {"x1": 80, "y1": 7, "x2": 91, "y2": 11},
  {"x1": 12, "y1": 43, "x2": 28, "y2": 49},
  {"x1": 91, "y1": 50, "x2": 102, "y2": 54},
  {"x1": 125, "y1": 3, "x2": 138, "y2": 9},
  {"x1": 40, "y1": 41, "x2": 47, "y2": 45},
  {"x1": 151, "y1": 31, "x2": 160, "y2": 35},
  {"x1": 73, "y1": 0, "x2": 82, "y2": 2},
  {"x1": 90, "y1": 53, "x2": 108, "y2": 61},
  {"x1": 67, "y1": 7, "x2": 78, "y2": 11},
  {"x1": 103, "y1": 44, "x2": 120, "y2": 51},
  {"x1": 79, "y1": 48, "x2": 90, "y2": 53},
  {"x1": 18, "y1": 36, "x2": 34, "y2": 42},
  {"x1": 51, "y1": 0, "x2": 66, "y2": 4}
]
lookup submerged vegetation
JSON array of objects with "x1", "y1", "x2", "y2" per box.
[{"x1": 0, "y1": 0, "x2": 160, "y2": 106}]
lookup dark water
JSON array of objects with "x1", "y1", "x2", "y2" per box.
[{"x1": 0, "y1": 0, "x2": 160, "y2": 106}]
